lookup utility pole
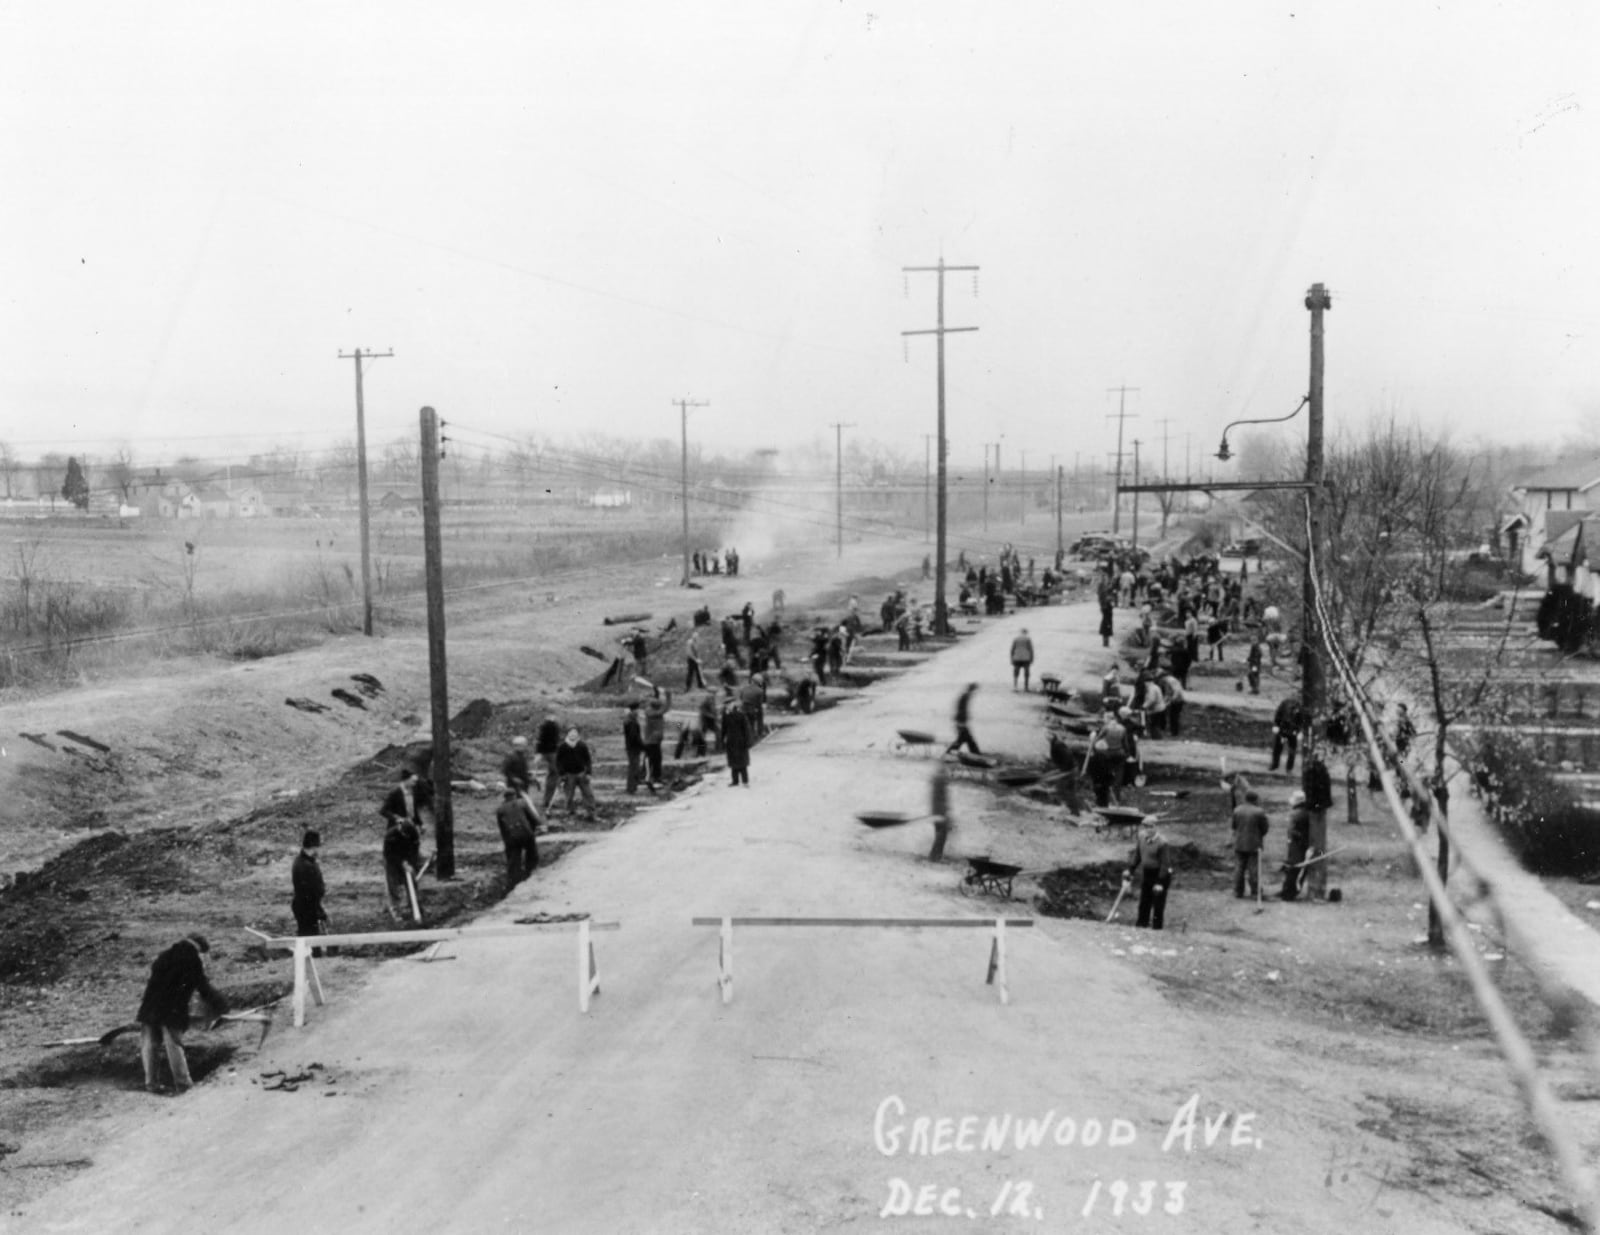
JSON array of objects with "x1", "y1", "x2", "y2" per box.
[
  {"x1": 1303, "y1": 282, "x2": 1331, "y2": 900},
  {"x1": 1019, "y1": 448, "x2": 1026, "y2": 525},
  {"x1": 418, "y1": 406, "x2": 454, "y2": 880},
  {"x1": 1131, "y1": 439, "x2": 1142, "y2": 550},
  {"x1": 1105, "y1": 385, "x2": 1139, "y2": 535},
  {"x1": 903, "y1": 259, "x2": 979, "y2": 637},
  {"x1": 674, "y1": 397, "x2": 708, "y2": 586},
  {"x1": 338, "y1": 347, "x2": 393, "y2": 636},
  {"x1": 983, "y1": 444, "x2": 996, "y2": 532},
  {"x1": 1156, "y1": 417, "x2": 1172, "y2": 537},
  {"x1": 830, "y1": 421, "x2": 854, "y2": 558},
  {"x1": 922, "y1": 434, "x2": 934, "y2": 544},
  {"x1": 1055, "y1": 464, "x2": 1064, "y2": 558}
]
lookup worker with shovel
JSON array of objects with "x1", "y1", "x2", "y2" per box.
[
  {"x1": 1231, "y1": 789, "x2": 1271, "y2": 900},
  {"x1": 1125, "y1": 821, "x2": 1174, "y2": 929},
  {"x1": 136, "y1": 933, "x2": 228, "y2": 1095}
]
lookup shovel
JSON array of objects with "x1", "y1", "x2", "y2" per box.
[{"x1": 1106, "y1": 875, "x2": 1132, "y2": 923}]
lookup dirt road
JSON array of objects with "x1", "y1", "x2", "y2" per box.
[{"x1": 11, "y1": 595, "x2": 1485, "y2": 1234}]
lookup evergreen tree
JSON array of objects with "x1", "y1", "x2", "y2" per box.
[{"x1": 62, "y1": 456, "x2": 89, "y2": 509}]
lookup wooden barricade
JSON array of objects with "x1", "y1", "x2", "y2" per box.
[
  {"x1": 689, "y1": 917, "x2": 1034, "y2": 1006},
  {"x1": 246, "y1": 919, "x2": 618, "y2": 1028}
]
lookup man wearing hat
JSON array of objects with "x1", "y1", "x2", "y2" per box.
[
  {"x1": 290, "y1": 830, "x2": 327, "y2": 939},
  {"x1": 1281, "y1": 789, "x2": 1312, "y2": 901},
  {"x1": 501, "y1": 736, "x2": 537, "y2": 810},
  {"x1": 495, "y1": 783, "x2": 542, "y2": 889},
  {"x1": 1126, "y1": 821, "x2": 1174, "y2": 929},
  {"x1": 136, "y1": 934, "x2": 228, "y2": 1094}
]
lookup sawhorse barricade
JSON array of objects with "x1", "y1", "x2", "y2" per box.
[
  {"x1": 246, "y1": 918, "x2": 618, "y2": 1027},
  {"x1": 690, "y1": 917, "x2": 1034, "y2": 1006}
]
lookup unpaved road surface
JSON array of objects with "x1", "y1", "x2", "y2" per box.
[{"x1": 10, "y1": 592, "x2": 1497, "y2": 1235}]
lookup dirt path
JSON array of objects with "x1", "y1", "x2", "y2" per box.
[{"x1": 9, "y1": 598, "x2": 1493, "y2": 1234}]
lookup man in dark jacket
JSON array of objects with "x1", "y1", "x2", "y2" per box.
[
  {"x1": 501, "y1": 736, "x2": 537, "y2": 807},
  {"x1": 1231, "y1": 789, "x2": 1271, "y2": 899},
  {"x1": 722, "y1": 698, "x2": 752, "y2": 787},
  {"x1": 382, "y1": 808, "x2": 424, "y2": 922},
  {"x1": 946, "y1": 682, "x2": 981, "y2": 755},
  {"x1": 622, "y1": 701, "x2": 645, "y2": 794},
  {"x1": 137, "y1": 934, "x2": 227, "y2": 1094},
  {"x1": 535, "y1": 716, "x2": 563, "y2": 810},
  {"x1": 495, "y1": 785, "x2": 541, "y2": 889},
  {"x1": 290, "y1": 830, "x2": 327, "y2": 939},
  {"x1": 1126, "y1": 822, "x2": 1174, "y2": 929},
  {"x1": 1270, "y1": 698, "x2": 1305, "y2": 772},
  {"x1": 554, "y1": 727, "x2": 598, "y2": 819}
]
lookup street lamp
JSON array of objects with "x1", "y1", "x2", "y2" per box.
[{"x1": 1214, "y1": 396, "x2": 1309, "y2": 462}]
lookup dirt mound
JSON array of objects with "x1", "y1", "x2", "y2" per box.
[{"x1": 449, "y1": 698, "x2": 495, "y2": 739}]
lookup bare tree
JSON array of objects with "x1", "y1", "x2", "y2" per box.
[
  {"x1": 109, "y1": 446, "x2": 136, "y2": 504},
  {"x1": 0, "y1": 440, "x2": 19, "y2": 500},
  {"x1": 1294, "y1": 419, "x2": 1512, "y2": 948}
]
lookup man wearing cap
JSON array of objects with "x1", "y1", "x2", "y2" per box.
[
  {"x1": 290, "y1": 830, "x2": 327, "y2": 940},
  {"x1": 1270, "y1": 697, "x2": 1305, "y2": 773},
  {"x1": 502, "y1": 736, "x2": 537, "y2": 810},
  {"x1": 1126, "y1": 822, "x2": 1174, "y2": 929},
  {"x1": 495, "y1": 784, "x2": 542, "y2": 889},
  {"x1": 1280, "y1": 789, "x2": 1312, "y2": 900},
  {"x1": 136, "y1": 934, "x2": 228, "y2": 1094},
  {"x1": 1231, "y1": 789, "x2": 1271, "y2": 899}
]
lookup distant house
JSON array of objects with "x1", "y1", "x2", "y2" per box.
[
  {"x1": 1508, "y1": 457, "x2": 1600, "y2": 575},
  {"x1": 588, "y1": 490, "x2": 632, "y2": 509},
  {"x1": 228, "y1": 486, "x2": 264, "y2": 517},
  {"x1": 378, "y1": 490, "x2": 423, "y2": 514}
]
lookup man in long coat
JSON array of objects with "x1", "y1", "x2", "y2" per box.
[
  {"x1": 722, "y1": 698, "x2": 752, "y2": 786},
  {"x1": 290, "y1": 829, "x2": 327, "y2": 939},
  {"x1": 136, "y1": 934, "x2": 228, "y2": 1094}
]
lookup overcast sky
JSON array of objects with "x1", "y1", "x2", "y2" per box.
[{"x1": 3, "y1": 1, "x2": 1596, "y2": 476}]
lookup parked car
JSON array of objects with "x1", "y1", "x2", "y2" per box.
[{"x1": 1070, "y1": 532, "x2": 1126, "y2": 558}]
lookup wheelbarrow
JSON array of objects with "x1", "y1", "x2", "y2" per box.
[
  {"x1": 1092, "y1": 805, "x2": 1151, "y2": 827},
  {"x1": 961, "y1": 856, "x2": 1024, "y2": 899},
  {"x1": 951, "y1": 750, "x2": 999, "y2": 781},
  {"x1": 894, "y1": 728, "x2": 938, "y2": 756},
  {"x1": 854, "y1": 810, "x2": 933, "y2": 829}
]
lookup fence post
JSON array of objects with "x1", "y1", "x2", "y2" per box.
[{"x1": 719, "y1": 917, "x2": 734, "y2": 1005}]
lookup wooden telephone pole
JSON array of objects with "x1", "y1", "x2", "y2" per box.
[
  {"x1": 675, "y1": 397, "x2": 708, "y2": 586},
  {"x1": 1303, "y1": 282, "x2": 1331, "y2": 899},
  {"x1": 1106, "y1": 385, "x2": 1139, "y2": 534},
  {"x1": 903, "y1": 258, "x2": 979, "y2": 636},
  {"x1": 830, "y1": 421, "x2": 854, "y2": 558},
  {"x1": 419, "y1": 406, "x2": 454, "y2": 879},
  {"x1": 338, "y1": 348, "x2": 393, "y2": 635}
]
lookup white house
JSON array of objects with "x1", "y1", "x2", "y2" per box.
[{"x1": 1506, "y1": 457, "x2": 1600, "y2": 575}]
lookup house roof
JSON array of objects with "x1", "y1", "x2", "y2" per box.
[
  {"x1": 1539, "y1": 513, "x2": 1600, "y2": 567},
  {"x1": 1514, "y1": 456, "x2": 1600, "y2": 494},
  {"x1": 1546, "y1": 509, "x2": 1587, "y2": 543},
  {"x1": 191, "y1": 485, "x2": 233, "y2": 502}
]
